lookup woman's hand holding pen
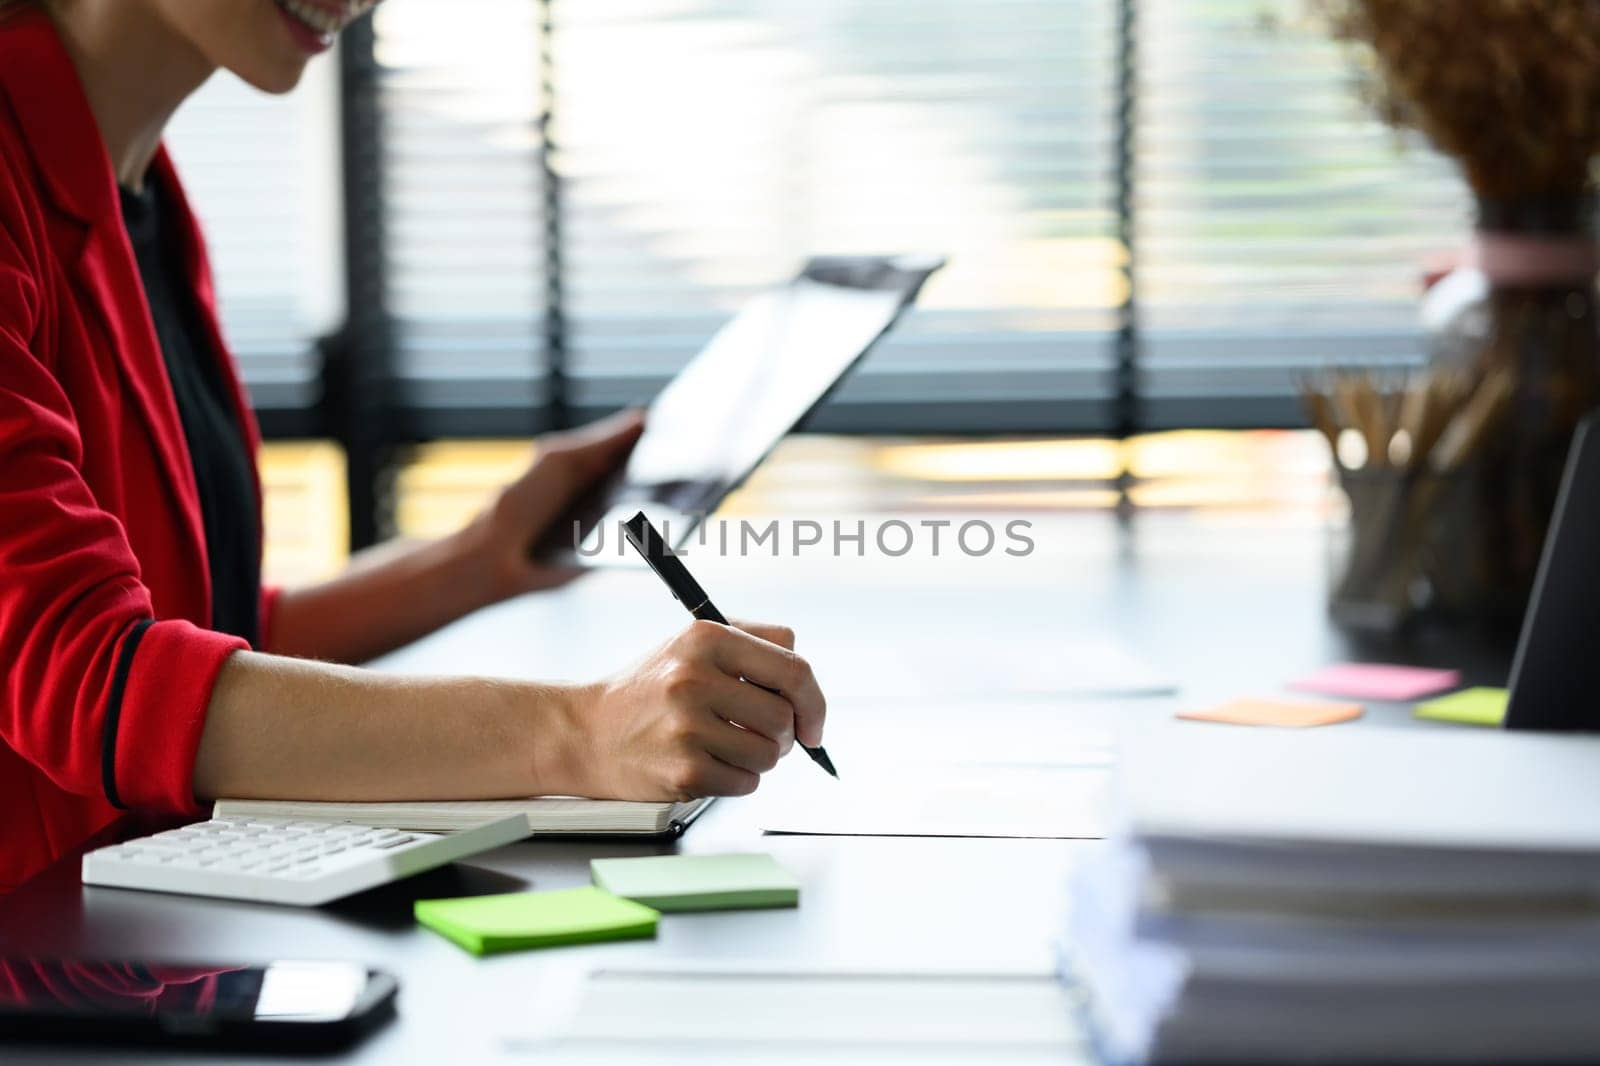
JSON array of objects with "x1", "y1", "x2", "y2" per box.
[
  {"x1": 195, "y1": 620, "x2": 823, "y2": 807},
  {"x1": 224, "y1": 413, "x2": 821, "y2": 808},
  {"x1": 560, "y1": 619, "x2": 828, "y2": 801}
]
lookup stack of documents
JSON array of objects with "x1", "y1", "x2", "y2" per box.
[{"x1": 1061, "y1": 728, "x2": 1600, "y2": 1063}]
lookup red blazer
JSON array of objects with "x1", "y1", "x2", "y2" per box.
[{"x1": 0, "y1": 11, "x2": 279, "y2": 893}]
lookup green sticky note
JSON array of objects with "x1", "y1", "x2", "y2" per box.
[
  {"x1": 590, "y1": 853, "x2": 800, "y2": 912},
  {"x1": 1414, "y1": 687, "x2": 1508, "y2": 727},
  {"x1": 414, "y1": 887, "x2": 658, "y2": 956}
]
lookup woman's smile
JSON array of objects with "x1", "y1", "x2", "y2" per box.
[{"x1": 269, "y1": 0, "x2": 377, "y2": 53}]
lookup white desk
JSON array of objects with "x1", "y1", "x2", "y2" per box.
[{"x1": 0, "y1": 513, "x2": 1510, "y2": 1064}]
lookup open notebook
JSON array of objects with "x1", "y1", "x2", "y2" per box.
[{"x1": 212, "y1": 796, "x2": 713, "y2": 840}]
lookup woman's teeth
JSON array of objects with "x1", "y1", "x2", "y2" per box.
[{"x1": 276, "y1": 0, "x2": 368, "y2": 39}]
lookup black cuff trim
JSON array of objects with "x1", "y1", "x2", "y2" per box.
[{"x1": 102, "y1": 619, "x2": 154, "y2": 810}]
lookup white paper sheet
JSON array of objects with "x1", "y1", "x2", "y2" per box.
[
  {"x1": 758, "y1": 763, "x2": 1112, "y2": 839},
  {"x1": 506, "y1": 971, "x2": 1088, "y2": 1063},
  {"x1": 877, "y1": 636, "x2": 1177, "y2": 700}
]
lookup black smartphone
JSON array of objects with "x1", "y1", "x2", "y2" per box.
[{"x1": 0, "y1": 956, "x2": 396, "y2": 1052}]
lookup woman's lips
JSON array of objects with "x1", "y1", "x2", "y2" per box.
[{"x1": 270, "y1": 0, "x2": 380, "y2": 53}]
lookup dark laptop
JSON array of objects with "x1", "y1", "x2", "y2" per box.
[{"x1": 1503, "y1": 412, "x2": 1600, "y2": 731}]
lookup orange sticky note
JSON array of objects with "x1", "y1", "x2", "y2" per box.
[{"x1": 1178, "y1": 698, "x2": 1364, "y2": 728}]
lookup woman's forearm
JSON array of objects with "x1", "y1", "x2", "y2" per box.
[
  {"x1": 191, "y1": 650, "x2": 581, "y2": 803},
  {"x1": 266, "y1": 414, "x2": 645, "y2": 665},
  {"x1": 190, "y1": 620, "x2": 827, "y2": 808},
  {"x1": 267, "y1": 521, "x2": 504, "y2": 664}
]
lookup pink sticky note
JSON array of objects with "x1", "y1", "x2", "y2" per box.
[{"x1": 1289, "y1": 663, "x2": 1461, "y2": 702}]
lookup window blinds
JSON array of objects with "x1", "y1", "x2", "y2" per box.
[
  {"x1": 373, "y1": 0, "x2": 552, "y2": 427},
  {"x1": 557, "y1": 0, "x2": 1123, "y2": 432},
  {"x1": 1134, "y1": 0, "x2": 1470, "y2": 428},
  {"x1": 204, "y1": 0, "x2": 1469, "y2": 439}
]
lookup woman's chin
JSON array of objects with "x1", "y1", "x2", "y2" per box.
[{"x1": 229, "y1": 55, "x2": 313, "y2": 96}]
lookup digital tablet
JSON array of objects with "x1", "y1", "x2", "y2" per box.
[{"x1": 538, "y1": 254, "x2": 944, "y2": 563}]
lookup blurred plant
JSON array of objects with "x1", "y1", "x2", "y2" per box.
[
  {"x1": 1319, "y1": 0, "x2": 1600, "y2": 202},
  {"x1": 1312, "y1": 0, "x2": 1600, "y2": 631}
]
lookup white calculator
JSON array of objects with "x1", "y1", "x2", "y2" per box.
[{"x1": 82, "y1": 815, "x2": 527, "y2": 906}]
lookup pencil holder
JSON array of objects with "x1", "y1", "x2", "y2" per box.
[{"x1": 1329, "y1": 468, "x2": 1467, "y2": 634}]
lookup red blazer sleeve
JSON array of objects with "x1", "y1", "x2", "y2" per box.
[{"x1": 0, "y1": 158, "x2": 243, "y2": 815}]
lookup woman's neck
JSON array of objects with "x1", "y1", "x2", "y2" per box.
[{"x1": 46, "y1": 0, "x2": 215, "y2": 190}]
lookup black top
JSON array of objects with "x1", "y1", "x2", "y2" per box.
[{"x1": 118, "y1": 180, "x2": 261, "y2": 647}]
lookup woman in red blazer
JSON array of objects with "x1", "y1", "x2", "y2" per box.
[{"x1": 0, "y1": 0, "x2": 825, "y2": 893}]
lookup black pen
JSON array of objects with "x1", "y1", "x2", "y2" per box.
[{"x1": 622, "y1": 511, "x2": 838, "y2": 779}]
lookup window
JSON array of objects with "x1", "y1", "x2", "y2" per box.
[
  {"x1": 367, "y1": 0, "x2": 1122, "y2": 436},
  {"x1": 359, "y1": 0, "x2": 1465, "y2": 442},
  {"x1": 1135, "y1": 0, "x2": 1470, "y2": 428},
  {"x1": 373, "y1": 0, "x2": 551, "y2": 433},
  {"x1": 558, "y1": 0, "x2": 1122, "y2": 433},
  {"x1": 310, "y1": 1, "x2": 1477, "y2": 540}
]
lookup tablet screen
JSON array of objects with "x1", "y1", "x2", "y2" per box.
[
  {"x1": 546, "y1": 255, "x2": 943, "y2": 560},
  {"x1": 627, "y1": 280, "x2": 906, "y2": 485}
]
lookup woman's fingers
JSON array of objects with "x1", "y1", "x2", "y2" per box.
[
  {"x1": 732, "y1": 619, "x2": 795, "y2": 651},
  {"x1": 701, "y1": 676, "x2": 795, "y2": 756},
  {"x1": 581, "y1": 617, "x2": 824, "y2": 802},
  {"x1": 696, "y1": 708, "x2": 786, "y2": 775},
  {"x1": 548, "y1": 408, "x2": 645, "y2": 479},
  {"x1": 692, "y1": 620, "x2": 826, "y2": 748},
  {"x1": 671, "y1": 756, "x2": 760, "y2": 799}
]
